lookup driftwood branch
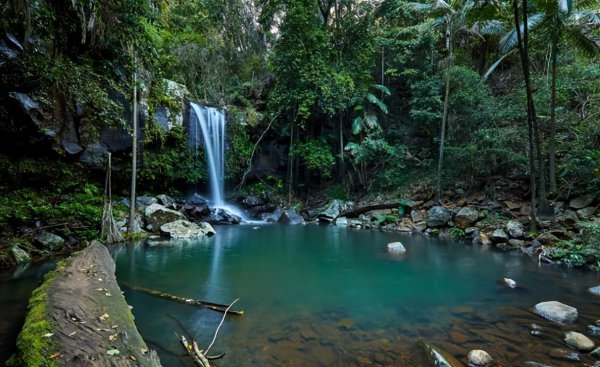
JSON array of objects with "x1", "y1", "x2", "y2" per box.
[
  {"x1": 180, "y1": 334, "x2": 206, "y2": 367},
  {"x1": 205, "y1": 298, "x2": 239, "y2": 354},
  {"x1": 123, "y1": 284, "x2": 244, "y2": 315}
]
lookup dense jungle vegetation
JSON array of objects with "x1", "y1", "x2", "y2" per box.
[{"x1": 0, "y1": 0, "x2": 599, "y2": 261}]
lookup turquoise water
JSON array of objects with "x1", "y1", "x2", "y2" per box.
[{"x1": 113, "y1": 224, "x2": 600, "y2": 366}]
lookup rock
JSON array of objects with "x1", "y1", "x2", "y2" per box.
[
  {"x1": 278, "y1": 208, "x2": 305, "y2": 225},
  {"x1": 240, "y1": 195, "x2": 266, "y2": 207},
  {"x1": 590, "y1": 347, "x2": 600, "y2": 357},
  {"x1": 490, "y1": 228, "x2": 509, "y2": 242},
  {"x1": 509, "y1": 239, "x2": 525, "y2": 248},
  {"x1": 317, "y1": 200, "x2": 353, "y2": 222},
  {"x1": 136, "y1": 196, "x2": 158, "y2": 211},
  {"x1": 10, "y1": 245, "x2": 31, "y2": 264},
  {"x1": 533, "y1": 301, "x2": 578, "y2": 324},
  {"x1": 204, "y1": 208, "x2": 242, "y2": 225},
  {"x1": 503, "y1": 278, "x2": 516, "y2": 288},
  {"x1": 418, "y1": 342, "x2": 464, "y2": 367},
  {"x1": 8, "y1": 92, "x2": 44, "y2": 127},
  {"x1": 335, "y1": 217, "x2": 348, "y2": 226},
  {"x1": 576, "y1": 206, "x2": 596, "y2": 219},
  {"x1": 564, "y1": 331, "x2": 595, "y2": 351},
  {"x1": 186, "y1": 193, "x2": 208, "y2": 206},
  {"x1": 524, "y1": 362, "x2": 553, "y2": 367},
  {"x1": 589, "y1": 324, "x2": 600, "y2": 336},
  {"x1": 261, "y1": 207, "x2": 282, "y2": 222},
  {"x1": 427, "y1": 206, "x2": 452, "y2": 228},
  {"x1": 79, "y1": 142, "x2": 109, "y2": 168},
  {"x1": 160, "y1": 220, "x2": 215, "y2": 239},
  {"x1": 411, "y1": 210, "x2": 424, "y2": 222},
  {"x1": 549, "y1": 348, "x2": 580, "y2": 361},
  {"x1": 506, "y1": 220, "x2": 524, "y2": 238},
  {"x1": 33, "y1": 231, "x2": 65, "y2": 251},
  {"x1": 387, "y1": 242, "x2": 406, "y2": 254},
  {"x1": 144, "y1": 204, "x2": 185, "y2": 233},
  {"x1": 569, "y1": 195, "x2": 595, "y2": 209},
  {"x1": 455, "y1": 207, "x2": 479, "y2": 228},
  {"x1": 589, "y1": 286, "x2": 600, "y2": 296},
  {"x1": 467, "y1": 349, "x2": 493, "y2": 367},
  {"x1": 557, "y1": 210, "x2": 579, "y2": 226},
  {"x1": 465, "y1": 227, "x2": 479, "y2": 237},
  {"x1": 156, "y1": 194, "x2": 176, "y2": 208}
]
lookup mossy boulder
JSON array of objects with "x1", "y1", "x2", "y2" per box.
[{"x1": 10, "y1": 245, "x2": 31, "y2": 264}]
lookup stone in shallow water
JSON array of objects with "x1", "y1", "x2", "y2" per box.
[
  {"x1": 467, "y1": 349, "x2": 493, "y2": 367},
  {"x1": 549, "y1": 348, "x2": 579, "y2": 361},
  {"x1": 387, "y1": 242, "x2": 406, "y2": 254},
  {"x1": 589, "y1": 285, "x2": 600, "y2": 296},
  {"x1": 160, "y1": 220, "x2": 215, "y2": 239},
  {"x1": 564, "y1": 331, "x2": 595, "y2": 351},
  {"x1": 589, "y1": 324, "x2": 600, "y2": 336},
  {"x1": 533, "y1": 301, "x2": 578, "y2": 324}
]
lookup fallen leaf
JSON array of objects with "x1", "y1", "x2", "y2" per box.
[
  {"x1": 68, "y1": 331, "x2": 77, "y2": 337},
  {"x1": 130, "y1": 355, "x2": 138, "y2": 361},
  {"x1": 111, "y1": 325, "x2": 118, "y2": 329},
  {"x1": 106, "y1": 349, "x2": 120, "y2": 356},
  {"x1": 105, "y1": 292, "x2": 112, "y2": 297},
  {"x1": 140, "y1": 348, "x2": 148, "y2": 354},
  {"x1": 49, "y1": 352, "x2": 60, "y2": 359},
  {"x1": 43, "y1": 333, "x2": 54, "y2": 338},
  {"x1": 109, "y1": 333, "x2": 117, "y2": 341},
  {"x1": 99, "y1": 313, "x2": 109, "y2": 321}
]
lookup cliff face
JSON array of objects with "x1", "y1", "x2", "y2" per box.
[{"x1": 9, "y1": 242, "x2": 161, "y2": 367}]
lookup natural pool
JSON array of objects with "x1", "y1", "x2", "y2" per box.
[{"x1": 113, "y1": 224, "x2": 600, "y2": 367}]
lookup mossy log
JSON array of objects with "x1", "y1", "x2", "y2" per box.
[
  {"x1": 8, "y1": 241, "x2": 161, "y2": 366},
  {"x1": 123, "y1": 284, "x2": 244, "y2": 316}
]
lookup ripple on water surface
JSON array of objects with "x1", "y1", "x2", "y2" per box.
[{"x1": 112, "y1": 225, "x2": 600, "y2": 367}]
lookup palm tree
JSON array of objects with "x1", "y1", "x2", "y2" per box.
[
  {"x1": 495, "y1": 0, "x2": 600, "y2": 193},
  {"x1": 404, "y1": 0, "x2": 504, "y2": 201}
]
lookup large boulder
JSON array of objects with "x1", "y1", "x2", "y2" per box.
[
  {"x1": 569, "y1": 195, "x2": 595, "y2": 209},
  {"x1": 467, "y1": 350, "x2": 493, "y2": 367},
  {"x1": 33, "y1": 231, "x2": 65, "y2": 251},
  {"x1": 455, "y1": 207, "x2": 479, "y2": 228},
  {"x1": 427, "y1": 206, "x2": 452, "y2": 228},
  {"x1": 160, "y1": 220, "x2": 215, "y2": 239},
  {"x1": 506, "y1": 220, "x2": 525, "y2": 238},
  {"x1": 564, "y1": 331, "x2": 595, "y2": 352},
  {"x1": 318, "y1": 200, "x2": 354, "y2": 222},
  {"x1": 136, "y1": 196, "x2": 158, "y2": 211},
  {"x1": 490, "y1": 228, "x2": 509, "y2": 243},
  {"x1": 387, "y1": 242, "x2": 406, "y2": 254},
  {"x1": 144, "y1": 204, "x2": 185, "y2": 233},
  {"x1": 204, "y1": 208, "x2": 242, "y2": 225},
  {"x1": 261, "y1": 207, "x2": 282, "y2": 222},
  {"x1": 533, "y1": 301, "x2": 578, "y2": 324},
  {"x1": 156, "y1": 194, "x2": 176, "y2": 209},
  {"x1": 278, "y1": 208, "x2": 305, "y2": 225}
]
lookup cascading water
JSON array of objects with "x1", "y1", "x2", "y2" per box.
[{"x1": 189, "y1": 102, "x2": 226, "y2": 207}]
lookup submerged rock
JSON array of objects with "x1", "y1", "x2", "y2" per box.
[
  {"x1": 588, "y1": 324, "x2": 600, "y2": 336},
  {"x1": 160, "y1": 220, "x2": 215, "y2": 239},
  {"x1": 335, "y1": 217, "x2": 349, "y2": 227},
  {"x1": 503, "y1": 278, "x2": 517, "y2": 288},
  {"x1": 589, "y1": 285, "x2": 600, "y2": 296},
  {"x1": 387, "y1": 242, "x2": 406, "y2": 254},
  {"x1": 533, "y1": 301, "x2": 578, "y2": 324},
  {"x1": 549, "y1": 348, "x2": 579, "y2": 361},
  {"x1": 564, "y1": 331, "x2": 595, "y2": 351},
  {"x1": 418, "y1": 342, "x2": 464, "y2": 367},
  {"x1": 427, "y1": 206, "x2": 452, "y2": 228},
  {"x1": 467, "y1": 350, "x2": 493, "y2": 367}
]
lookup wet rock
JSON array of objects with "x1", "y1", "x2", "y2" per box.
[
  {"x1": 156, "y1": 194, "x2": 176, "y2": 208},
  {"x1": 33, "y1": 231, "x2": 65, "y2": 251},
  {"x1": 278, "y1": 208, "x2": 304, "y2": 225},
  {"x1": 467, "y1": 350, "x2": 493, "y2": 367},
  {"x1": 136, "y1": 196, "x2": 158, "y2": 211},
  {"x1": 79, "y1": 142, "x2": 109, "y2": 168},
  {"x1": 569, "y1": 195, "x2": 595, "y2": 209},
  {"x1": 590, "y1": 347, "x2": 600, "y2": 357},
  {"x1": 160, "y1": 220, "x2": 215, "y2": 239},
  {"x1": 509, "y1": 239, "x2": 525, "y2": 248},
  {"x1": 318, "y1": 200, "x2": 354, "y2": 222},
  {"x1": 8, "y1": 92, "x2": 44, "y2": 126},
  {"x1": 557, "y1": 210, "x2": 578, "y2": 226},
  {"x1": 10, "y1": 245, "x2": 31, "y2": 264},
  {"x1": 549, "y1": 348, "x2": 579, "y2": 361},
  {"x1": 418, "y1": 342, "x2": 464, "y2": 367},
  {"x1": 335, "y1": 217, "x2": 348, "y2": 227},
  {"x1": 503, "y1": 278, "x2": 516, "y2": 288},
  {"x1": 533, "y1": 301, "x2": 578, "y2": 324},
  {"x1": 427, "y1": 206, "x2": 452, "y2": 228},
  {"x1": 491, "y1": 229, "x2": 509, "y2": 243},
  {"x1": 205, "y1": 208, "x2": 242, "y2": 225},
  {"x1": 589, "y1": 324, "x2": 600, "y2": 336},
  {"x1": 589, "y1": 286, "x2": 600, "y2": 296},
  {"x1": 186, "y1": 193, "x2": 208, "y2": 206},
  {"x1": 455, "y1": 207, "x2": 479, "y2": 228},
  {"x1": 564, "y1": 331, "x2": 595, "y2": 351},
  {"x1": 145, "y1": 204, "x2": 185, "y2": 233},
  {"x1": 464, "y1": 227, "x2": 479, "y2": 238},
  {"x1": 506, "y1": 220, "x2": 524, "y2": 238},
  {"x1": 523, "y1": 362, "x2": 553, "y2": 367},
  {"x1": 261, "y1": 207, "x2": 282, "y2": 222},
  {"x1": 387, "y1": 242, "x2": 406, "y2": 254}
]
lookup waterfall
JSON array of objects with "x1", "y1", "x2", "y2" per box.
[{"x1": 189, "y1": 102, "x2": 226, "y2": 207}]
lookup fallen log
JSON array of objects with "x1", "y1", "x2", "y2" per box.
[
  {"x1": 337, "y1": 202, "x2": 407, "y2": 219},
  {"x1": 123, "y1": 283, "x2": 244, "y2": 315},
  {"x1": 180, "y1": 335, "x2": 207, "y2": 367}
]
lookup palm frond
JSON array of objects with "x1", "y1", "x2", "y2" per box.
[
  {"x1": 558, "y1": 0, "x2": 572, "y2": 13},
  {"x1": 364, "y1": 114, "x2": 380, "y2": 130},
  {"x1": 569, "y1": 10, "x2": 600, "y2": 25},
  {"x1": 366, "y1": 93, "x2": 389, "y2": 113},
  {"x1": 373, "y1": 84, "x2": 392, "y2": 96},
  {"x1": 563, "y1": 26, "x2": 600, "y2": 58},
  {"x1": 483, "y1": 49, "x2": 518, "y2": 81},
  {"x1": 472, "y1": 19, "x2": 506, "y2": 36},
  {"x1": 352, "y1": 117, "x2": 363, "y2": 135},
  {"x1": 406, "y1": 2, "x2": 434, "y2": 12},
  {"x1": 499, "y1": 13, "x2": 544, "y2": 53}
]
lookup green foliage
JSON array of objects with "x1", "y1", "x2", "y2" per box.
[
  {"x1": 226, "y1": 117, "x2": 254, "y2": 180},
  {"x1": 449, "y1": 227, "x2": 465, "y2": 238},
  {"x1": 328, "y1": 185, "x2": 349, "y2": 201},
  {"x1": 292, "y1": 138, "x2": 336, "y2": 178}
]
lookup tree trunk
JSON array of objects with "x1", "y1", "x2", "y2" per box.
[
  {"x1": 548, "y1": 24, "x2": 558, "y2": 193},
  {"x1": 128, "y1": 51, "x2": 138, "y2": 233},
  {"x1": 512, "y1": 0, "x2": 538, "y2": 228},
  {"x1": 435, "y1": 19, "x2": 452, "y2": 203},
  {"x1": 287, "y1": 119, "x2": 295, "y2": 205}
]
